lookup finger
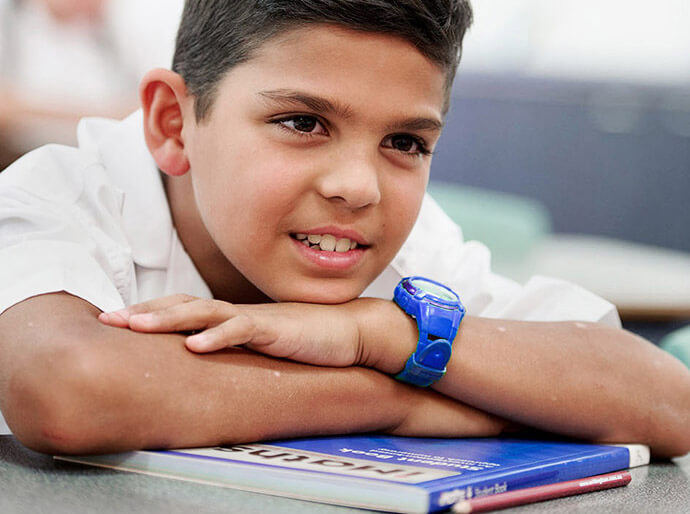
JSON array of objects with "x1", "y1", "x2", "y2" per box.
[
  {"x1": 185, "y1": 315, "x2": 256, "y2": 353},
  {"x1": 98, "y1": 294, "x2": 197, "y2": 326},
  {"x1": 123, "y1": 294, "x2": 199, "y2": 316},
  {"x1": 128, "y1": 299, "x2": 238, "y2": 333},
  {"x1": 97, "y1": 310, "x2": 130, "y2": 328}
]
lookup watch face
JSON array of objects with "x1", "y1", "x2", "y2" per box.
[{"x1": 410, "y1": 277, "x2": 457, "y2": 302}]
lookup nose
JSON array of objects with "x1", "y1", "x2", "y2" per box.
[{"x1": 315, "y1": 149, "x2": 382, "y2": 209}]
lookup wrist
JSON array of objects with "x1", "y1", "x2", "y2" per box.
[{"x1": 347, "y1": 297, "x2": 417, "y2": 374}]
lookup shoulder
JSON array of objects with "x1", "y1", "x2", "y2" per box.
[
  {"x1": 0, "y1": 114, "x2": 153, "y2": 314},
  {"x1": 0, "y1": 113, "x2": 148, "y2": 212},
  {"x1": 389, "y1": 194, "x2": 620, "y2": 325},
  {"x1": 1, "y1": 143, "x2": 96, "y2": 203},
  {"x1": 0, "y1": 140, "x2": 130, "y2": 251},
  {"x1": 389, "y1": 193, "x2": 495, "y2": 309},
  {"x1": 0, "y1": 113, "x2": 136, "y2": 202}
]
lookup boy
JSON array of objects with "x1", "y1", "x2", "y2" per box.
[{"x1": 0, "y1": 0, "x2": 688, "y2": 458}]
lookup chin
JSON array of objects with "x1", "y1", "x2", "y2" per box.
[{"x1": 271, "y1": 280, "x2": 367, "y2": 304}]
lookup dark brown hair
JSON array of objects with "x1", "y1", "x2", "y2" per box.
[{"x1": 172, "y1": 0, "x2": 473, "y2": 120}]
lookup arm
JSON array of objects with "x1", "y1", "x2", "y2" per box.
[
  {"x1": 0, "y1": 293, "x2": 508, "y2": 455},
  {"x1": 355, "y1": 298, "x2": 690, "y2": 458},
  {"x1": 108, "y1": 296, "x2": 690, "y2": 458}
]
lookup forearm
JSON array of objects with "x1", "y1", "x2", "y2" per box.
[
  {"x1": 442, "y1": 317, "x2": 690, "y2": 456},
  {"x1": 3, "y1": 305, "x2": 399, "y2": 452},
  {"x1": 356, "y1": 298, "x2": 690, "y2": 457},
  {"x1": 0, "y1": 294, "x2": 508, "y2": 455}
]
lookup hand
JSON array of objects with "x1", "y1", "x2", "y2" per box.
[{"x1": 98, "y1": 295, "x2": 365, "y2": 367}]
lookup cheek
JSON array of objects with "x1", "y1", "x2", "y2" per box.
[
  {"x1": 382, "y1": 174, "x2": 427, "y2": 238},
  {"x1": 384, "y1": 204, "x2": 420, "y2": 258},
  {"x1": 191, "y1": 149, "x2": 309, "y2": 246},
  {"x1": 239, "y1": 160, "x2": 311, "y2": 233}
]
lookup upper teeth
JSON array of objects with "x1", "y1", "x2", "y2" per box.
[{"x1": 295, "y1": 233, "x2": 358, "y2": 252}]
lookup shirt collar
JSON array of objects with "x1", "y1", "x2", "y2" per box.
[{"x1": 79, "y1": 110, "x2": 173, "y2": 269}]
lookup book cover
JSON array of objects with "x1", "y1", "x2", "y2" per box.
[{"x1": 55, "y1": 435, "x2": 649, "y2": 513}]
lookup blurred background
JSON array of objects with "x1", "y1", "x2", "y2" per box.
[
  {"x1": 430, "y1": 0, "x2": 690, "y2": 343},
  {"x1": 440, "y1": 0, "x2": 690, "y2": 252},
  {"x1": 0, "y1": 0, "x2": 182, "y2": 167},
  {"x1": 0, "y1": 0, "x2": 688, "y2": 342}
]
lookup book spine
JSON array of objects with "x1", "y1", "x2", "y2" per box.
[{"x1": 427, "y1": 448, "x2": 631, "y2": 512}]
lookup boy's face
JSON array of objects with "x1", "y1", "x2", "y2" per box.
[{"x1": 181, "y1": 25, "x2": 446, "y2": 303}]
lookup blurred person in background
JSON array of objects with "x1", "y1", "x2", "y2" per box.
[{"x1": 0, "y1": 0, "x2": 182, "y2": 169}]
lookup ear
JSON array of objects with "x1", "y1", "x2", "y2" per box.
[{"x1": 140, "y1": 68, "x2": 191, "y2": 176}]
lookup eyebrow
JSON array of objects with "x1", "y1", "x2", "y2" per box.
[
  {"x1": 259, "y1": 89, "x2": 354, "y2": 119},
  {"x1": 258, "y1": 88, "x2": 443, "y2": 133},
  {"x1": 384, "y1": 117, "x2": 444, "y2": 134}
]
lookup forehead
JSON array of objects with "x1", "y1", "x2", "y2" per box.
[{"x1": 214, "y1": 24, "x2": 447, "y2": 121}]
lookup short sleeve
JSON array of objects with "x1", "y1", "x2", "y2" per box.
[
  {"x1": 0, "y1": 145, "x2": 133, "y2": 315},
  {"x1": 0, "y1": 240, "x2": 126, "y2": 315}
]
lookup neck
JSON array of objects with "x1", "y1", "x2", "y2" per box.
[{"x1": 162, "y1": 172, "x2": 272, "y2": 304}]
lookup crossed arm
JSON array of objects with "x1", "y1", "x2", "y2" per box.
[
  {"x1": 0, "y1": 293, "x2": 509, "y2": 454},
  {"x1": 1, "y1": 292, "x2": 689, "y2": 457}
]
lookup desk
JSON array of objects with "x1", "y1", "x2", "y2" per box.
[
  {"x1": 501, "y1": 235, "x2": 690, "y2": 322},
  {"x1": 1, "y1": 436, "x2": 688, "y2": 514}
]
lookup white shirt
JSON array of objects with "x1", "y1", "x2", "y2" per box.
[{"x1": 0, "y1": 111, "x2": 620, "y2": 434}]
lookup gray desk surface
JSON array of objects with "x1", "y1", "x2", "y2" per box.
[{"x1": 1, "y1": 436, "x2": 689, "y2": 514}]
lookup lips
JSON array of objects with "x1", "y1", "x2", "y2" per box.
[
  {"x1": 290, "y1": 226, "x2": 369, "y2": 250},
  {"x1": 292, "y1": 233, "x2": 358, "y2": 252},
  {"x1": 289, "y1": 227, "x2": 369, "y2": 270}
]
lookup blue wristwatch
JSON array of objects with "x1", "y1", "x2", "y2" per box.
[{"x1": 393, "y1": 276, "x2": 465, "y2": 387}]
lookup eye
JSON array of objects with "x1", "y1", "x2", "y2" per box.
[
  {"x1": 382, "y1": 134, "x2": 431, "y2": 156},
  {"x1": 273, "y1": 115, "x2": 328, "y2": 136}
]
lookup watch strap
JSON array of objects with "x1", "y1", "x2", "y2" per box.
[
  {"x1": 394, "y1": 339, "x2": 453, "y2": 386},
  {"x1": 392, "y1": 277, "x2": 465, "y2": 388}
]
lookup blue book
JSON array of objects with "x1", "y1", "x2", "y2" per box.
[{"x1": 55, "y1": 435, "x2": 649, "y2": 513}]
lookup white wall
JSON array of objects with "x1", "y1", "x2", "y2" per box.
[{"x1": 462, "y1": 0, "x2": 690, "y2": 86}]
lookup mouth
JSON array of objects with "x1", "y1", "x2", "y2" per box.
[
  {"x1": 289, "y1": 230, "x2": 369, "y2": 271},
  {"x1": 289, "y1": 233, "x2": 358, "y2": 252},
  {"x1": 289, "y1": 230, "x2": 370, "y2": 253}
]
